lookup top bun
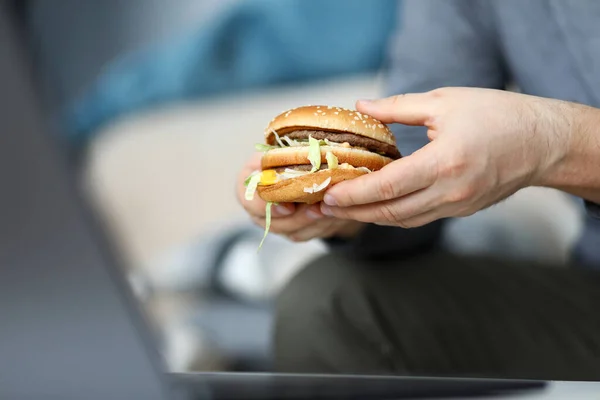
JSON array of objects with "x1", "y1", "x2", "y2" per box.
[{"x1": 265, "y1": 105, "x2": 396, "y2": 147}]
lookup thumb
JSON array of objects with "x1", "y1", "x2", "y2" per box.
[{"x1": 356, "y1": 92, "x2": 434, "y2": 126}]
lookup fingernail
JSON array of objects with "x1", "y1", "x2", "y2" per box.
[
  {"x1": 321, "y1": 204, "x2": 333, "y2": 216},
  {"x1": 306, "y1": 209, "x2": 323, "y2": 219},
  {"x1": 358, "y1": 99, "x2": 373, "y2": 104},
  {"x1": 323, "y1": 194, "x2": 337, "y2": 206},
  {"x1": 275, "y1": 205, "x2": 292, "y2": 216}
]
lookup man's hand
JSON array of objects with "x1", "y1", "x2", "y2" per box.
[
  {"x1": 320, "y1": 87, "x2": 574, "y2": 227},
  {"x1": 236, "y1": 153, "x2": 365, "y2": 242}
]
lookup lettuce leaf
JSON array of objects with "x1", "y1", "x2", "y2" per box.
[
  {"x1": 307, "y1": 136, "x2": 321, "y2": 172},
  {"x1": 257, "y1": 202, "x2": 273, "y2": 252},
  {"x1": 272, "y1": 130, "x2": 286, "y2": 147},
  {"x1": 325, "y1": 151, "x2": 338, "y2": 169},
  {"x1": 255, "y1": 143, "x2": 277, "y2": 152},
  {"x1": 244, "y1": 171, "x2": 257, "y2": 187},
  {"x1": 244, "y1": 173, "x2": 262, "y2": 200},
  {"x1": 258, "y1": 136, "x2": 345, "y2": 150}
]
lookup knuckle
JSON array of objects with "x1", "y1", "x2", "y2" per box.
[
  {"x1": 246, "y1": 203, "x2": 264, "y2": 217},
  {"x1": 446, "y1": 185, "x2": 477, "y2": 204},
  {"x1": 376, "y1": 203, "x2": 401, "y2": 224},
  {"x1": 288, "y1": 234, "x2": 308, "y2": 243},
  {"x1": 376, "y1": 177, "x2": 399, "y2": 201},
  {"x1": 273, "y1": 218, "x2": 314, "y2": 236},
  {"x1": 454, "y1": 204, "x2": 477, "y2": 218},
  {"x1": 428, "y1": 87, "x2": 447, "y2": 99},
  {"x1": 326, "y1": 205, "x2": 346, "y2": 219},
  {"x1": 337, "y1": 192, "x2": 356, "y2": 209},
  {"x1": 390, "y1": 94, "x2": 405, "y2": 107},
  {"x1": 439, "y1": 153, "x2": 469, "y2": 179},
  {"x1": 399, "y1": 220, "x2": 415, "y2": 229},
  {"x1": 269, "y1": 224, "x2": 289, "y2": 235}
]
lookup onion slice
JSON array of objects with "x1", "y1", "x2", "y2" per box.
[{"x1": 303, "y1": 177, "x2": 332, "y2": 194}]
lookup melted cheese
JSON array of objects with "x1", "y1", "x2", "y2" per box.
[{"x1": 259, "y1": 169, "x2": 278, "y2": 185}]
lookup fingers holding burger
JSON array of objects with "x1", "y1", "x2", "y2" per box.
[{"x1": 242, "y1": 104, "x2": 401, "y2": 249}]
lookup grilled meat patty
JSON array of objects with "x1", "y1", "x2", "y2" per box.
[{"x1": 281, "y1": 130, "x2": 401, "y2": 159}]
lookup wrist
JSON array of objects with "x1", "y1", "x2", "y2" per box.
[
  {"x1": 535, "y1": 101, "x2": 600, "y2": 198},
  {"x1": 529, "y1": 98, "x2": 578, "y2": 188}
]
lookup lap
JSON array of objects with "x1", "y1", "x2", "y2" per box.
[{"x1": 274, "y1": 251, "x2": 600, "y2": 380}]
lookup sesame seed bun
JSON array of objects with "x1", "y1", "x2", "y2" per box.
[
  {"x1": 257, "y1": 168, "x2": 367, "y2": 204},
  {"x1": 253, "y1": 105, "x2": 401, "y2": 204},
  {"x1": 261, "y1": 146, "x2": 393, "y2": 171},
  {"x1": 265, "y1": 105, "x2": 396, "y2": 146}
]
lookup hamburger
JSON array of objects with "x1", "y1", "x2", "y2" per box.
[
  {"x1": 244, "y1": 105, "x2": 401, "y2": 249},
  {"x1": 245, "y1": 105, "x2": 401, "y2": 202}
]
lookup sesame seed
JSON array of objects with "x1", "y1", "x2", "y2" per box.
[
  {"x1": 327, "y1": 106, "x2": 332, "y2": 109},
  {"x1": 378, "y1": 124, "x2": 384, "y2": 128},
  {"x1": 334, "y1": 111, "x2": 339, "y2": 114},
  {"x1": 354, "y1": 116, "x2": 359, "y2": 120},
  {"x1": 351, "y1": 121, "x2": 356, "y2": 125}
]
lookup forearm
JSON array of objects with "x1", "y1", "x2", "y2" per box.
[
  {"x1": 540, "y1": 102, "x2": 600, "y2": 204},
  {"x1": 321, "y1": 0, "x2": 502, "y2": 258}
]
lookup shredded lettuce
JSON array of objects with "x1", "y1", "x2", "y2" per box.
[
  {"x1": 255, "y1": 143, "x2": 277, "y2": 152},
  {"x1": 307, "y1": 136, "x2": 321, "y2": 172},
  {"x1": 325, "y1": 151, "x2": 338, "y2": 169},
  {"x1": 244, "y1": 170, "x2": 260, "y2": 187},
  {"x1": 272, "y1": 130, "x2": 286, "y2": 147},
  {"x1": 260, "y1": 135, "x2": 348, "y2": 150},
  {"x1": 257, "y1": 202, "x2": 273, "y2": 252},
  {"x1": 280, "y1": 168, "x2": 311, "y2": 180},
  {"x1": 281, "y1": 136, "x2": 303, "y2": 147},
  {"x1": 244, "y1": 172, "x2": 262, "y2": 201}
]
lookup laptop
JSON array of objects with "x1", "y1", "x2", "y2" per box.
[{"x1": 0, "y1": 3, "x2": 547, "y2": 399}]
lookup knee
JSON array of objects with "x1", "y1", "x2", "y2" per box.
[
  {"x1": 273, "y1": 253, "x2": 358, "y2": 372},
  {"x1": 274, "y1": 253, "x2": 352, "y2": 339},
  {"x1": 276, "y1": 253, "x2": 348, "y2": 313},
  {"x1": 272, "y1": 253, "x2": 403, "y2": 374}
]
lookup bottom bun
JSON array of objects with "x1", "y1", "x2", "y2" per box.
[{"x1": 257, "y1": 168, "x2": 367, "y2": 204}]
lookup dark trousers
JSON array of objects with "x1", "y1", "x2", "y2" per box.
[{"x1": 273, "y1": 251, "x2": 600, "y2": 380}]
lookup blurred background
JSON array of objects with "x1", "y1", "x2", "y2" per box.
[{"x1": 22, "y1": 0, "x2": 583, "y2": 375}]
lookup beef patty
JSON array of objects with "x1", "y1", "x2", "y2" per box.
[{"x1": 280, "y1": 130, "x2": 401, "y2": 159}]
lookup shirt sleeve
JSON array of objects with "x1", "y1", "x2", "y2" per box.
[{"x1": 325, "y1": 0, "x2": 507, "y2": 259}]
